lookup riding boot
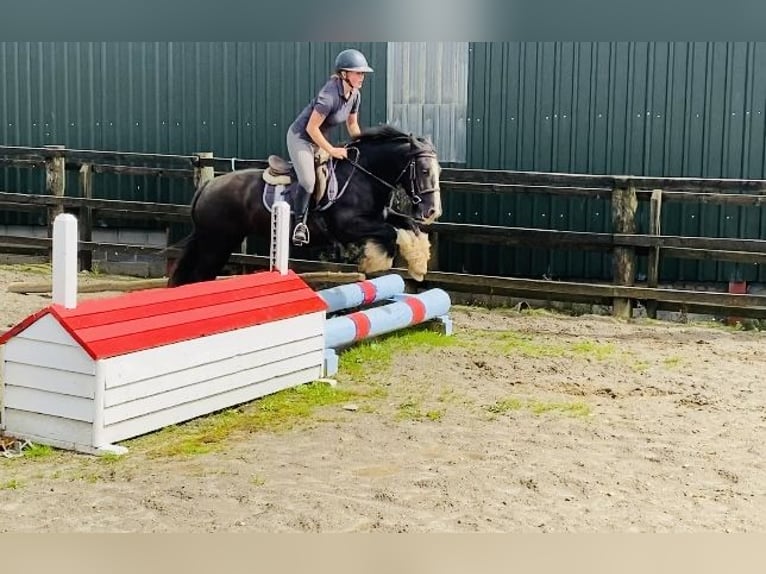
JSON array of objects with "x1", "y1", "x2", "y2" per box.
[{"x1": 292, "y1": 188, "x2": 311, "y2": 246}]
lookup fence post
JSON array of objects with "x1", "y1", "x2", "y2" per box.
[
  {"x1": 611, "y1": 178, "x2": 637, "y2": 319},
  {"x1": 646, "y1": 189, "x2": 663, "y2": 318},
  {"x1": 79, "y1": 164, "x2": 94, "y2": 271},
  {"x1": 45, "y1": 145, "x2": 66, "y2": 258},
  {"x1": 194, "y1": 151, "x2": 215, "y2": 189}
]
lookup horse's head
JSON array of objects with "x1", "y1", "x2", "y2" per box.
[
  {"x1": 404, "y1": 135, "x2": 442, "y2": 225},
  {"x1": 349, "y1": 125, "x2": 443, "y2": 225}
]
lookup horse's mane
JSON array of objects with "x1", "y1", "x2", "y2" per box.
[
  {"x1": 354, "y1": 124, "x2": 411, "y2": 144},
  {"x1": 353, "y1": 124, "x2": 435, "y2": 154}
]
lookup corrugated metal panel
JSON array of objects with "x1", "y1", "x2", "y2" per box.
[
  {"x1": 454, "y1": 41, "x2": 766, "y2": 283},
  {"x1": 386, "y1": 42, "x2": 468, "y2": 164},
  {"x1": 0, "y1": 42, "x2": 388, "y2": 229}
]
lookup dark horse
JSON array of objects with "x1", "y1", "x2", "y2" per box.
[{"x1": 168, "y1": 125, "x2": 442, "y2": 287}]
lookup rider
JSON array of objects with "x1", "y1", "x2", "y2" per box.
[{"x1": 286, "y1": 48, "x2": 373, "y2": 246}]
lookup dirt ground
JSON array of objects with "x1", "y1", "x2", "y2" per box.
[{"x1": 1, "y1": 263, "x2": 765, "y2": 533}]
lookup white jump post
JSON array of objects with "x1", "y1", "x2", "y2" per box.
[
  {"x1": 270, "y1": 201, "x2": 291, "y2": 275},
  {"x1": 52, "y1": 213, "x2": 78, "y2": 309}
]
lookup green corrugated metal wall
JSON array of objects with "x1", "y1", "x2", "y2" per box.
[
  {"x1": 450, "y1": 41, "x2": 766, "y2": 283},
  {"x1": 3, "y1": 42, "x2": 766, "y2": 284},
  {"x1": 0, "y1": 41, "x2": 388, "y2": 227}
]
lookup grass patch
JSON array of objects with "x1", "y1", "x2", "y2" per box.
[
  {"x1": 98, "y1": 452, "x2": 125, "y2": 464},
  {"x1": 570, "y1": 340, "x2": 616, "y2": 360},
  {"x1": 528, "y1": 400, "x2": 591, "y2": 417},
  {"x1": 2, "y1": 263, "x2": 51, "y2": 275},
  {"x1": 483, "y1": 330, "x2": 615, "y2": 362},
  {"x1": 663, "y1": 356, "x2": 682, "y2": 368},
  {"x1": 338, "y1": 329, "x2": 459, "y2": 381},
  {"x1": 250, "y1": 475, "x2": 266, "y2": 487},
  {"x1": 486, "y1": 398, "x2": 524, "y2": 414},
  {"x1": 630, "y1": 359, "x2": 651, "y2": 373},
  {"x1": 23, "y1": 444, "x2": 55, "y2": 459},
  {"x1": 395, "y1": 399, "x2": 443, "y2": 422},
  {"x1": 2, "y1": 479, "x2": 23, "y2": 490},
  {"x1": 133, "y1": 381, "x2": 358, "y2": 458},
  {"x1": 486, "y1": 398, "x2": 590, "y2": 418},
  {"x1": 492, "y1": 331, "x2": 568, "y2": 358}
]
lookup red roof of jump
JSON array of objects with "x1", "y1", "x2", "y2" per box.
[{"x1": 0, "y1": 271, "x2": 327, "y2": 359}]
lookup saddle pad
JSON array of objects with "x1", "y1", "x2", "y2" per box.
[{"x1": 262, "y1": 181, "x2": 298, "y2": 213}]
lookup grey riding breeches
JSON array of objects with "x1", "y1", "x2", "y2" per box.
[{"x1": 286, "y1": 128, "x2": 317, "y2": 195}]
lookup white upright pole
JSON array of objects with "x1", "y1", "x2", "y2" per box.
[
  {"x1": 270, "y1": 201, "x2": 291, "y2": 276},
  {"x1": 52, "y1": 213, "x2": 78, "y2": 308}
]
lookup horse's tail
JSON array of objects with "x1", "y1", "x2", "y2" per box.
[
  {"x1": 166, "y1": 232, "x2": 203, "y2": 287},
  {"x1": 155, "y1": 178, "x2": 211, "y2": 257},
  {"x1": 189, "y1": 177, "x2": 211, "y2": 226}
]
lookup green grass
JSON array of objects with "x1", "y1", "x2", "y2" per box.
[
  {"x1": 486, "y1": 397, "x2": 591, "y2": 418},
  {"x1": 250, "y1": 475, "x2": 266, "y2": 487},
  {"x1": 663, "y1": 356, "x2": 682, "y2": 368},
  {"x1": 338, "y1": 328, "x2": 459, "y2": 381},
  {"x1": 482, "y1": 330, "x2": 615, "y2": 362},
  {"x1": 630, "y1": 359, "x2": 651, "y2": 373},
  {"x1": 1, "y1": 263, "x2": 51, "y2": 275},
  {"x1": 23, "y1": 444, "x2": 55, "y2": 459},
  {"x1": 395, "y1": 399, "x2": 444, "y2": 422},
  {"x1": 131, "y1": 381, "x2": 358, "y2": 458},
  {"x1": 486, "y1": 398, "x2": 524, "y2": 414},
  {"x1": 570, "y1": 340, "x2": 616, "y2": 360},
  {"x1": 2, "y1": 479, "x2": 23, "y2": 490},
  {"x1": 528, "y1": 400, "x2": 591, "y2": 417}
]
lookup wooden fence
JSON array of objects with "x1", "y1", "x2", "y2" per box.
[{"x1": 3, "y1": 143, "x2": 766, "y2": 319}]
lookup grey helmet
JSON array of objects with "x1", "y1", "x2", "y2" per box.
[{"x1": 334, "y1": 49, "x2": 374, "y2": 73}]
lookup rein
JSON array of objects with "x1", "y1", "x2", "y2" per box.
[{"x1": 343, "y1": 145, "x2": 438, "y2": 205}]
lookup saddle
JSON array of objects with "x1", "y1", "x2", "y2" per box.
[{"x1": 263, "y1": 148, "x2": 332, "y2": 204}]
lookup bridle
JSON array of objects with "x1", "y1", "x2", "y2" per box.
[{"x1": 343, "y1": 144, "x2": 439, "y2": 206}]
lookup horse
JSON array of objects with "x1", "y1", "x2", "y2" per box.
[{"x1": 167, "y1": 125, "x2": 443, "y2": 287}]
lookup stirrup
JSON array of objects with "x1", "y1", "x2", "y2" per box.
[{"x1": 292, "y1": 222, "x2": 310, "y2": 246}]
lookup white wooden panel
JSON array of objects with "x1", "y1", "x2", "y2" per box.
[
  {"x1": 103, "y1": 348, "x2": 323, "y2": 425},
  {"x1": 104, "y1": 336, "x2": 323, "y2": 407},
  {"x1": 4, "y1": 339, "x2": 95, "y2": 375},
  {"x1": 4, "y1": 386, "x2": 94, "y2": 422},
  {"x1": 101, "y1": 311, "x2": 325, "y2": 388},
  {"x1": 102, "y1": 365, "x2": 322, "y2": 445},
  {"x1": 14, "y1": 314, "x2": 79, "y2": 347},
  {"x1": 3, "y1": 409, "x2": 93, "y2": 449},
  {"x1": 3, "y1": 362, "x2": 95, "y2": 398}
]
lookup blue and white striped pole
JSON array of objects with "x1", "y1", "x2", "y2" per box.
[
  {"x1": 316, "y1": 274, "x2": 406, "y2": 314},
  {"x1": 323, "y1": 288, "x2": 452, "y2": 375}
]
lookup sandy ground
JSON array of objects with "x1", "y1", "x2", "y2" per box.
[{"x1": 1, "y1": 263, "x2": 765, "y2": 532}]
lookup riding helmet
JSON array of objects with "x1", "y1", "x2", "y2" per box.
[{"x1": 334, "y1": 49, "x2": 374, "y2": 73}]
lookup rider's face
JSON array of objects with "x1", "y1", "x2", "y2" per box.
[{"x1": 343, "y1": 71, "x2": 365, "y2": 90}]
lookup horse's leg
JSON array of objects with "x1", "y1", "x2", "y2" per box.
[
  {"x1": 340, "y1": 217, "x2": 431, "y2": 281},
  {"x1": 392, "y1": 227, "x2": 431, "y2": 281},
  {"x1": 380, "y1": 213, "x2": 431, "y2": 280}
]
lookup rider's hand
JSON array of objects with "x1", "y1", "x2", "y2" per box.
[{"x1": 329, "y1": 147, "x2": 348, "y2": 160}]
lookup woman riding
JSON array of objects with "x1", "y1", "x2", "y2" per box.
[{"x1": 286, "y1": 48, "x2": 373, "y2": 246}]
